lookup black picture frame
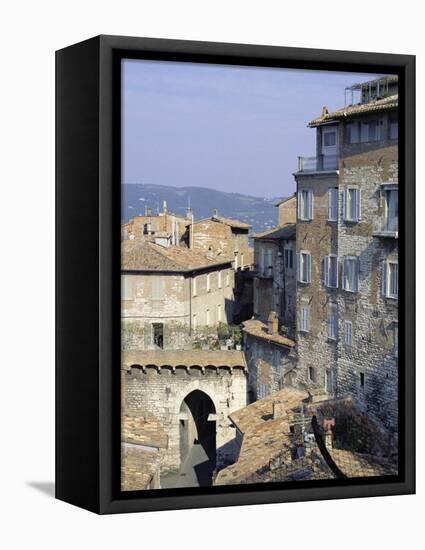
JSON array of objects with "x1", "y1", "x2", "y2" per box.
[{"x1": 56, "y1": 35, "x2": 415, "y2": 514}]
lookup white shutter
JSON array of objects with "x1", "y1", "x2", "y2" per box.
[
  {"x1": 381, "y1": 260, "x2": 388, "y2": 297},
  {"x1": 355, "y1": 258, "x2": 360, "y2": 292},
  {"x1": 307, "y1": 254, "x2": 311, "y2": 283},
  {"x1": 357, "y1": 188, "x2": 362, "y2": 220},
  {"x1": 297, "y1": 253, "x2": 301, "y2": 282},
  {"x1": 342, "y1": 258, "x2": 346, "y2": 290},
  {"x1": 310, "y1": 191, "x2": 314, "y2": 220},
  {"x1": 297, "y1": 191, "x2": 302, "y2": 220},
  {"x1": 324, "y1": 256, "x2": 329, "y2": 286},
  {"x1": 336, "y1": 256, "x2": 340, "y2": 288},
  {"x1": 342, "y1": 189, "x2": 346, "y2": 221}
]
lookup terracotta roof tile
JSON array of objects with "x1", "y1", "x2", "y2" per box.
[
  {"x1": 122, "y1": 350, "x2": 247, "y2": 369},
  {"x1": 252, "y1": 223, "x2": 296, "y2": 240},
  {"x1": 243, "y1": 319, "x2": 296, "y2": 348}
]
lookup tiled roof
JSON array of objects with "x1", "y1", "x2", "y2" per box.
[
  {"x1": 309, "y1": 94, "x2": 398, "y2": 127},
  {"x1": 243, "y1": 319, "x2": 296, "y2": 348},
  {"x1": 121, "y1": 413, "x2": 168, "y2": 449},
  {"x1": 121, "y1": 240, "x2": 231, "y2": 272},
  {"x1": 194, "y1": 216, "x2": 251, "y2": 230},
  {"x1": 330, "y1": 449, "x2": 397, "y2": 478},
  {"x1": 275, "y1": 194, "x2": 296, "y2": 207},
  {"x1": 122, "y1": 350, "x2": 247, "y2": 369},
  {"x1": 252, "y1": 223, "x2": 296, "y2": 241},
  {"x1": 121, "y1": 446, "x2": 160, "y2": 491}
]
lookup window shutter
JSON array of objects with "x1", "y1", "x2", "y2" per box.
[
  {"x1": 342, "y1": 190, "x2": 346, "y2": 221},
  {"x1": 297, "y1": 191, "x2": 301, "y2": 220},
  {"x1": 355, "y1": 258, "x2": 360, "y2": 292},
  {"x1": 357, "y1": 188, "x2": 362, "y2": 220},
  {"x1": 307, "y1": 254, "x2": 311, "y2": 283},
  {"x1": 381, "y1": 260, "x2": 388, "y2": 297},
  {"x1": 310, "y1": 191, "x2": 314, "y2": 220},
  {"x1": 296, "y1": 253, "x2": 300, "y2": 282},
  {"x1": 342, "y1": 258, "x2": 346, "y2": 290},
  {"x1": 324, "y1": 256, "x2": 329, "y2": 286},
  {"x1": 328, "y1": 190, "x2": 332, "y2": 219},
  {"x1": 336, "y1": 256, "x2": 340, "y2": 288}
]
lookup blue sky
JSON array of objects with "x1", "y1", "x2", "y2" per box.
[{"x1": 122, "y1": 59, "x2": 385, "y2": 198}]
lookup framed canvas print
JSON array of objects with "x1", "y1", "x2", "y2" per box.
[{"x1": 56, "y1": 35, "x2": 415, "y2": 514}]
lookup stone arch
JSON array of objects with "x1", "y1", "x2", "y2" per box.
[{"x1": 178, "y1": 387, "x2": 217, "y2": 466}]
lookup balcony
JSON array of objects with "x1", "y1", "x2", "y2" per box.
[{"x1": 297, "y1": 154, "x2": 339, "y2": 173}]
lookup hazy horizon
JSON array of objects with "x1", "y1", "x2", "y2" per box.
[{"x1": 123, "y1": 60, "x2": 386, "y2": 198}]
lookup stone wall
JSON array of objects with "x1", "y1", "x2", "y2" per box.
[{"x1": 123, "y1": 365, "x2": 248, "y2": 471}]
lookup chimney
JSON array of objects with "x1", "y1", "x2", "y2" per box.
[
  {"x1": 272, "y1": 400, "x2": 287, "y2": 419},
  {"x1": 163, "y1": 200, "x2": 168, "y2": 214},
  {"x1": 322, "y1": 106, "x2": 329, "y2": 117},
  {"x1": 267, "y1": 311, "x2": 278, "y2": 335},
  {"x1": 212, "y1": 208, "x2": 218, "y2": 219}
]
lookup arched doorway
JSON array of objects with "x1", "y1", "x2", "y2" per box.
[{"x1": 179, "y1": 390, "x2": 216, "y2": 485}]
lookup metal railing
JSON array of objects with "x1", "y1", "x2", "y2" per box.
[{"x1": 297, "y1": 154, "x2": 339, "y2": 172}]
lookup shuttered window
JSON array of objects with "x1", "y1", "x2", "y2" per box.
[
  {"x1": 344, "y1": 320, "x2": 353, "y2": 346},
  {"x1": 300, "y1": 306, "x2": 310, "y2": 333},
  {"x1": 382, "y1": 260, "x2": 398, "y2": 299},
  {"x1": 342, "y1": 257, "x2": 359, "y2": 292},
  {"x1": 343, "y1": 188, "x2": 361, "y2": 222},
  {"x1": 324, "y1": 255, "x2": 338, "y2": 288},
  {"x1": 298, "y1": 252, "x2": 311, "y2": 284},
  {"x1": 298, "y1": 190, "x2": 313, "y2": 221},
  {"x1": 328, "y1": 188, "x2": 338, "y2": 221},
  {"x1": 152, "y1": 276, "x2": 165, "y2": 300},
  {"x1": 327, "y1": 304, "x2": 338, "y2": 340}
]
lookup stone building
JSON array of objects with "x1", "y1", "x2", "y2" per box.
[
  {"x1": 122, "y1": 201, "x2": 190, "y2": 246},
  {"x1": 275, "y1": 194, "x2": 297, "y2": 226},
  {"x1": 122, "y1": 350, "x2": 248, "y2": 477},
  {"x1": 121, "y1": 239, "x2": 235, "y2": 351},
  {"x1": 189, "y1": 210, "x2": 252, "y2": 271},
  {"x1": 294, "y1": 75, "x2": 398, "y2": 431}
]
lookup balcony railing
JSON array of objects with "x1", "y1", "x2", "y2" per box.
[{"x1": 297, "y1": 154, "x2": 339, "y2": 172}]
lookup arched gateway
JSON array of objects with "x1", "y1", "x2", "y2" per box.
[{"x1": 122, "y1": 350, "x2": 248, "y2": 480}]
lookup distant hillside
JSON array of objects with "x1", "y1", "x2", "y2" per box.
[{"x1": 122, "y1": 183, "x2": 283, "y2": 234}]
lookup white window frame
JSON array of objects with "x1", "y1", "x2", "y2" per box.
[
  {"x1": 384, "y1": 187, "x2": 398, "y2": 232},
  {"x1": 344, "y1": 320, "x2": 353, "y2": 346},
  {"x1": 324, "y1": 254, "x2": 338, "y2": 288},
  {"x1": 300, "y1": 306, "x2": 310, "y2": 333},
  {"x1": 327, "y1": 303, "x2": 338, "y2": 340},
  {"x1": 342, "y1": 256, "x2": 360, "y2": 293},
  {"x1": 297, "y1": 251, "x2": 311, "y2": 284},
  {"x1": 325, "y1": 369, "x2": 333, "y2": 393},
  {"x1": 343, "y1": 187, "x2": 361, "y2": 222},
  {"x1": 297, "y1": 190, "x2": 314, "y2": 221},
  {"x1": 382, "y1": 260, "x2": 398, "y2": 299},
  {"x1": 328, "y1": 188, "x2": 338, "y2": 221}
]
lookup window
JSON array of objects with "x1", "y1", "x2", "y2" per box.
[
  {"x1": 298, "y1": 252, "x2": 311, "y2": 284},
  {"x1": 308, "y1": 366, "x2": 317, "y2": 383},
  {"x1": 385, "y1": 188, "x2": 398, "y2": 232},
  {"x1": 298, "y1": 190, "x2": 313, "y2": 221},
  {"x1": 258, "y1": 383, "x2": 268, "y2": 399},
  {"x1": 152, "y1": 276, "x2": 165, "y2": 300},
  {"x1": 328, "y1": 188, "x2": 338, "y2": 221},
  {"x1": 382, "y1": 260, "x2": 398, "y2": 299},
  {"x1": 361, "y1": 119, "x2": 383, "y2": 142},
  {"x1": 206, "y1": 309, "x2": 210, "y2": 326},
  {"x1": 217, "y1": 304, "x2": 222, "y2": 323},
  {"x1": 327, "y1": 304, "x2": 338, "y2": 340},
  {"x1": 346, "y1": 122, "x2": 360, "y2": 144},
  {"x1": 284, "y1": 248, "x2": 294, "y2": 269},
  {"x1": 300, "y1": 306, "x2": 310, "y2": 333},
  {"x1": 218, "y1": 271, "x2": 222, "y2": 289},
  {"x1": 192, "y1": 276, "x2": 197, "y2": 297},
  {"x1": 324, "y1": 255, "x2": 338, "y2": 288},
  {"x1": 206, "y1": 273, "x2": 211, "y2": 292},
  {"x1": 323, "y1": 129, "x2": 337, "y2": 147},
  {"x1": 394, "y1": 324, "x2": 398, "y2": 358},
  {"x1": 121, "y1": 275, "x2": 133, "y2": 300},
  {"x1": 343, "y1": 188, "x2": 361, "y2": 222},
  {"x1": 344, "y1": 320, "x2": 353, "y2": 346},
  {"x1": 325, "y1": 369, "x2": 333, "y2": 393},
  {"x1": 359, "y1": 372, "x2": 365, "y2": 389},
  {"x1": 226, "y1": 271, "x2": 230, "y2": 287},
  {"x1": 264, "y1": 249, "x2": 273, "y2": 277},
  {"x1": 342, "y1": 257, "x2": 359, "y2": 292},
  {"x1": 153, "y1": 323, "x2": 164, "y2": 349},
  {"x1": 390, "y1": 120, "x2": 398, "y2": 140}
]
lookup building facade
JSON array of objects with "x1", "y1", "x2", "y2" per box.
[
  {"x1": 294, "y1": 76, "x2": 398, "y2": 431},
  {"x1": 121, "y1": 239, "x2": 235, "y2": 351}
]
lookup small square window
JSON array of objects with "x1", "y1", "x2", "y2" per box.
[{"x1": 308, "y1": 367, "x2": 317, "y2": 383}]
